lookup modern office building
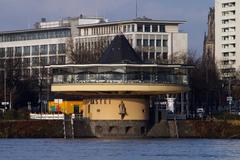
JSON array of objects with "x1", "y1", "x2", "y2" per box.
[
  {"x1": 0, "y1": 15, "x2": 188, "y2": 111},
  {"x1": 0, "y1": 15, "x2": 188, "y2": 77},
  {"x1": 215, "y1": 0, "x2": 239, "y2": 78}
]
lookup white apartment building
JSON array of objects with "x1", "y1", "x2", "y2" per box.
[
  {"x1": 215, "y1": 0, "x2": 239, "y2": 78},
  {"x1": 0, "y1": 16, "x2": 188, "y2": 78}
]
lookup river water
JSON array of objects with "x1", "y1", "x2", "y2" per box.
[{"x1": 0, "y1": 139, "x2": 240, "y2": 160}]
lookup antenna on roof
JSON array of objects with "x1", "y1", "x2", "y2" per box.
[{"x1": 135, "y1": 0, "x2": 138, "y2": 18}]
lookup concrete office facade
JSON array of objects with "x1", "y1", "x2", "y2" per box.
[{"x1": 215, "y1": 0, "x2": 240, "y2": 78}]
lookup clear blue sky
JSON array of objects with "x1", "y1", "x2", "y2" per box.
[{"x1": 0, "y1": 0, "x2": 214, "y2": 55}]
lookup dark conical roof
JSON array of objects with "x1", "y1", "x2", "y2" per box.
[{"x1": 99, "y1": 34, "x2": 143, "y2": 64}]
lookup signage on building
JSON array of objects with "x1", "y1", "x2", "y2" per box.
[{"x1": 85, "y1": 98, "x2": 111, "y2": 105}]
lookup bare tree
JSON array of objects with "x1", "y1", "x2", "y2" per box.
[
  {"x1": 67, "y1": 37, "x2": 109, "y2": 64},
  {"x1": 188, "y1": 49, "x2": 222, "y2": 114}
]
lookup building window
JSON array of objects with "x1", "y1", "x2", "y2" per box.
[
  {"x1": 156, "y1": 52, "x2": 161, "y2": 59},
  {"x1": 58, "y1": 56, "x2": 65, "y2": 64},
  {"x1": 231, "y1": 52, "x2": 235, "y2": 56},
  {"x1": 163, "y1": 52, "x2": 168, "y2": 60},
  {"x1": 123, "y1": 25, "x2": 127, "y2": 32},
  {"x1": 40, "y1": 45, "x2": 48, "y2": 55},
  {"x1": 0, "y1": 48, "x2": 5, "y2": 58},
  {"x1": 143, "y1": 39, "x2": 148, "y2": 46},
  {"x1": 49, "y1": 44, "x2": 57, "y2": 54},
  {"x1": 137, "y1": 24, "x2": 143, "y2": 32},
  {"x1": 143, "y1": 52, "x2": 148, "y2": 60},
  {"x1": 15, "y1": 47, "x2": 22, "y2": 57},
  {"x1": 163, "y1": 40, "x2": 168, "y2": 47},
  {"x1": 23, "y1": 58, "x2": 30, "y2": 67},
  {"x1": 32, "y1": 45, "x2": 39, "y2": 55},
  {"x1": 145, "y1": 25, "x2": 150, "y2": 32},
  {"x1": 222, "y1": 60, "x2": 229, "y2": 65},
  {"x1": 230, "y1": 60, "x2": 236, "y2": 65},
  {"x1": 49, "y1": 56, "x2": 57, "y2": 65},
  {"x1": 156, "y1": 40, "x2": 161, "y2": 47},
  {"x1": 137, "y1": 39, "x2": 142, "y2": 46},
  {"x1": 150, "y1": 39, "x2": 155, "y2": 47},
  {"x1": 40, "y1": 57, "x2": 48, "y2": 65},
  {"x1": 149, "y1": 52, "x2": 155, "y2": 59},
  {"x1": 152, "y1": 25, "x2": 158, "y2": 32},
  {"x1": 32, "y1": 57, "x2": 39, "y2": 66},
  {"x1": 23, "y1": 46, "x2": 30, "y2": 56},
  {"x1": 132, "y1": 25, "x2": 135, "y2": 32},
  {"x1": 6, "y1": 47, "x2": 13, "y2": 57},
  {"x1": 160, "y1": 25, "x2": 165, "y2": 32},
  {"x1": 58, "y1": 43, "x2": 66, "y2": 54},
  {"x1": 223, "y1": 52, "x2": 229, "y2": 57}
]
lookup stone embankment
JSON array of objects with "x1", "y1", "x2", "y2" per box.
[
  {"x1": 0, "y1": 120, "x2": 94, "y2": 138},
  {"x1": 147, "y1": 120, "x2": 240, "y2": 138},
  {"x1": 1, "y1": 120, "x2": 240, "y2": 138}
]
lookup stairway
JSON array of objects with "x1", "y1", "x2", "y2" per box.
[
  {"x1": 63, "y1": 114, "x2": 74, "y2": 139},
  {"x1": 168, "y1": 118, "x2": 179, "y2": 138}
]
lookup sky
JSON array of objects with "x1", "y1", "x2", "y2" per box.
[{"x1": 0, "y1": 0, "x2": 214, "y2": 55}]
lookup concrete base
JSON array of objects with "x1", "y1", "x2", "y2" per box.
[{"x1": 89, "y1": 120, "x2": 148, "y2": 138}]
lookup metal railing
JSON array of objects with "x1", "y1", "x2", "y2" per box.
[{"x1": 53, "y1": 73, "x2": 188, "y2": 85}]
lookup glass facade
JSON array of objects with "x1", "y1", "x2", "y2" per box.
[
  {"x1": 0, "y1": 29, "x2": 71, "y2": 42},
  {"x1": 52, "y1": 66, "x2": 189, "y2": 85}
]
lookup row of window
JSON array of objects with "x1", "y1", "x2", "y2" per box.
[
  {"x1": 222, "y1": 10, "x2": 236, "y2": 16},
  {"x1": 137, "y1": 24, "x2": 165, "y2": 32},
  {"x1": 137, "y1": 39, "x2": 168, "y2": 47},
  {"x1": 81, "y1": 24, "x2": 166, "y2": 36},
  {"x1": 222, "y1": 27, "x2": 235, "y2": 32},
  {"x1": 222, "y1": 35, "x2": 236, "y2": 41},
  {"x1": 0, "y1": 29, "x2": 70, "y2": 42},
  {"x1": 222, "y1": 2, "x2": 235, "y2": 8},
  {"x1": 0, "y1": 56, "x2": 66, "y2": 67},
  {"x1": 222, "y1": 18, "x2": 235, "y2": 24},
  {"x1": 0, "y1": 43, "x2": 66, "y2": 57},
  {"x1": 222, "y1": 51, "x2": 235, "y2": 57},
  {"x1": 222, "y1": 43, "x2": 236, "y2": 49},
  {"x1": 142, "y1": 52, "x2": 168, "y2": 60},
  {"x1": 222, "y1": 59, "x2": 236, "y2": 65}
]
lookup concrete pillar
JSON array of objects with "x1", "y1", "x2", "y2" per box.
[
  {"x1": 155, "y1": 105, "x2": 159, "y2": 123},
  {"x1": 186, "y1": 92, "x2": 190, "y2": 117},
  {"x1": 181, "y1": 92, "x2": 184, "y2": 114}
]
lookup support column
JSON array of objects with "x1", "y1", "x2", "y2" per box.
[
  {"x1": 186, "y1": 92, "x2": 190, "y2": 117},
  {"x1": 181, "y1": 92, "x2": 184, "y2": 114}
]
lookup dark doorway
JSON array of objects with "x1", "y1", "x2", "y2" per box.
[{"x1": 74, "y1": 105, "x2": 79, "y2": 114}]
